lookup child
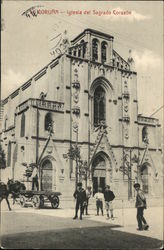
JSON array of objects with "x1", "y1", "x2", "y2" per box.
[
  {"x1": 104, "y1": 185, "x2": 115, "y2": 220},
  {"x1": 94, "y1": 187, "x2": 104, "y2": 216}
]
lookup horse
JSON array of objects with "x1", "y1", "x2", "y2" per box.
[
  {"x1": 0, "y1": 182, "x2": 11, "y2": 210},
  {"x1": 0, "y1": 179, "x2": 26, "y2": 210}
]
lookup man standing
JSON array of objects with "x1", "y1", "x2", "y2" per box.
[
  {"x1": 31, "y1": 165, "x2": 39, "y2": 191},
  {"x1": 134, "y1": 183, "x2": 149, "y2": 231},
  {"x1": 73, "y1": 182, "x2": 86, "y2": 220},
  {"x1": 104, "y1": 185, "x2": 115, "y2": 220}
]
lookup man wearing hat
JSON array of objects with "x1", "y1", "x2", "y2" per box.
[
  {"x1": 134, "y1": 183, "x2": 149, "y2": 231},
  {"x1": 73, "y1": 182, "x2": 86, "y2": 220}
]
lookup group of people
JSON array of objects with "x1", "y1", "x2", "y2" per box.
[
  {"x1": 31, "y1": 166, "x2": 149, "y2": 231},
  {"x1": 73, "y1": 182, "x2": 149, "y2": 231},
  {"x1": 73, "y1": 183, "x2": 115, "y2": 221}
]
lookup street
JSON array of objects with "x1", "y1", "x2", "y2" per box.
[{"x1": 0, "y1": 200, "x2": 163, "y2": 249}]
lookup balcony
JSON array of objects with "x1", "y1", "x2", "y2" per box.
[
  {"x1": 16, "y1": 98, "x2": 64, "y2": 114},
  {"x1": 137, "y1": 115, "x2": 158, "y2": 126}
]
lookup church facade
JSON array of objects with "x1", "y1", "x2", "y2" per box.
[{"x1": 1, "y1": 29, "x2": 163, "y2": 200}]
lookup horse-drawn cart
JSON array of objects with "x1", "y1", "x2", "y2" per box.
[{"x1": 19, "y1": 190, "x2": 61, "y2": 209}]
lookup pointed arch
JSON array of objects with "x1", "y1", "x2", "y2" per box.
[
  {"x1": 92, "y1": 151, "x2": 112, "y2": 194},
  {"x1": 40, "y1": 155, "x2": 56, "y2": 191},
  {"x1": 90, "y1": 76, "x2": 114, "y2": 95}
]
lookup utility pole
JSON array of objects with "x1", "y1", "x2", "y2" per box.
[
  {"x1": 36, "y1": 107, "x2": 40, "y2": 189},
  {"x1": 75, "y1": 126, "x2": 78, "y2": 189},
  {"x1": 129, "y1": 149, "x2": 132, "y2": 199}
]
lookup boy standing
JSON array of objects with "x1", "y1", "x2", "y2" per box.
[
  {"x1": 94, "y1": 187, "x2": 104, "y2": 216},
  {"x1": 104, "y1": 185, "x2": 115, "y2": 220}
]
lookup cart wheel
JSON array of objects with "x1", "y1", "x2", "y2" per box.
[
  {"x1": 19, "y1": 195, "x2": 26, "y2": 208},
  {"x1": 39, "y1": 195, "x2": 44, "y2": 208},
  {"x1": 51, "y1": 196, "x2": 59, "y2": 209},
  {"x1": 32, "y1": 195, "x2": 41, "y2": 209}
]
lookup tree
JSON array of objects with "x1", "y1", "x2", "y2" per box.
[
  {"x1": 22, "y1": 162, "x2": 35, "y2": 179},
  {"x1": 119, "y1": 149, "x2": 140, "y2": 199},
  {"x1": 63, "y1": 144, "x2": 89, "y2": 188},
  {"x1": 0, "y1": 144, "x2": 6, "y2": 169}
]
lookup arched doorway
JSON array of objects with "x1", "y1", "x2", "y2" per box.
[
  {"x1": 41, "y1": 159, "x2": 53, "y2": 191},
  {"x1": 92, "y1": 154, "x2": 108, "y2": 194}
]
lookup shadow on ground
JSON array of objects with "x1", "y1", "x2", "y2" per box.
[{"x1": 2, "y1": 224, "x2": 162, "y2": 249}]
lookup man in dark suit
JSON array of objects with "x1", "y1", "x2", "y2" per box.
[
  {"x1": 73, "y1": 182, "x2": 86, "y2": 220},
  {"x1": 134, "y1": 183, "x2": 149, "y2": 231}
]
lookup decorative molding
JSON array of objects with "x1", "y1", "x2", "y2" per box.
[
  {"x1": 72, "y1": 81, "x2": 80, "y2": 89},
  {"x1": 22, "y1": 81, "x2": 32, "y2": 91},
  {"x1": 72, "y1": 106, "x2": 80, "y2": 116},
  {"x1": 34, "y1": 69, "x2": 47, "y2": 81}
]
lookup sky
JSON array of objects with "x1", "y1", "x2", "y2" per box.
[{"x1": 1, "y1": 0, "x2": 163, "y2": 127}]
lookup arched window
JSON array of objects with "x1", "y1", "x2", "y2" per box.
[
  {"x1": 4, "y1": 117, "x2": 8, "y2": 131},
  {"x1": 45, "y1": 113, "x2": 53, "y2": 132},
  {"x1": 20, "y1": 113, "x2": 25, "y2": 137},
  {"x1": 141, "y1": 165, "x2": 148, "y2": 193},
  {"x1": 7, "y1": 141, "x2": 11, "y2": 167},
  {"x1": 92, "y1": 39, "x2": 98, "y2": 61},
  {"x1": 73, "y1": 50, "x2": 76, "y2": 57},
  {"x1": 94, "y1": 86, "x2": 106, "y2": 126},
  {"x1": 80, "y1": 40, "x2": 86, "y2": 58},
  {"x1": 101, "y1": 41, "x2": 107, "y2": 64},
  {"x1": 78, "y1": 48, "x2": 81, "y2": 57},
  {"x1": 142, "y1": 126, "x2": 148, "y2": 143}
]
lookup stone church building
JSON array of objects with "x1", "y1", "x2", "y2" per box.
[{"x1": 1, "y1": 29, "x2": 163, "y2": 200}]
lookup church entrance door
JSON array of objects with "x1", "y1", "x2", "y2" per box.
[
  {"x1": 41, "y1": 159, "x2": 53, "y2": 191},
  {"x1": 92, "y1": 155, "x2": 106, "y2": 195}
]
